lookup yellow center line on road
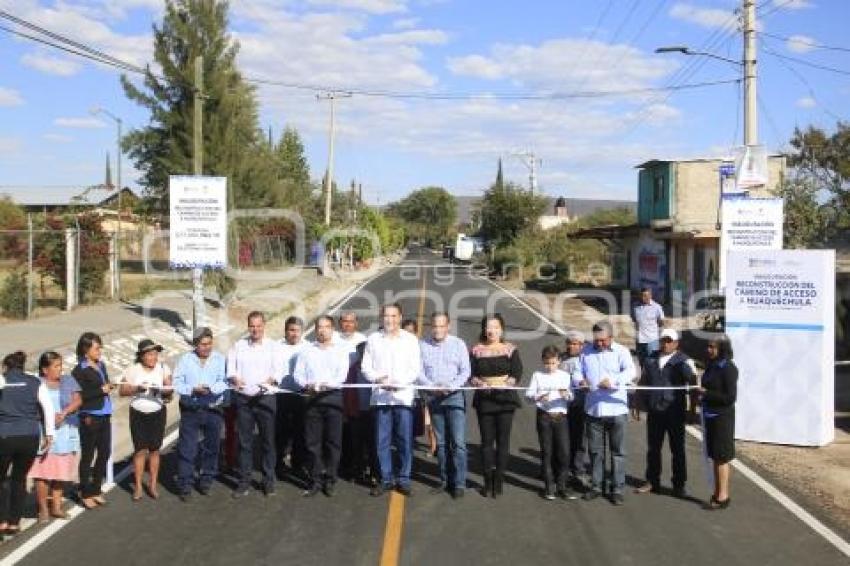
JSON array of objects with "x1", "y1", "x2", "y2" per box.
[{"x1": 379, "y1": 268, "x2": 428, "y2": 566}]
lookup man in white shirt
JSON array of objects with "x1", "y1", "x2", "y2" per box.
[
  {"x1": 277, "y1": 316, "x2": 308, "y2": 477},
  {"x1": 227, "y1": 311, "x2": 284, "y2": 499},
  {"x1": 361, "y1": 303, "x2": 422, "y2": 497},
  {"x1": 294, "y1": 316, "x2": 349, "y2": 497},
  {"x1": 632, "y1": 287, "x2": 665, "y2": 365},
  {"x1": 334, "y1": 312, "x2": 371, "y2": 483}
]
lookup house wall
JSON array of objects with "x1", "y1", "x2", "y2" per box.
[
  {"x1": 638, "y1": 163, "x2": 672, "y2": 227},
  {"x1": 672, "y1": 157, "x2": 786, "y2": 232}
]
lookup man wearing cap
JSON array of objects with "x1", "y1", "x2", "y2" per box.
[
  {"x1": 635, "y1": 328, "x2": 697, "y2": 498},
  {"x1": 173, "y1": 327, "x2": 228, "y2": 502},
  {"x1": 227, "y1": 311, "x2": 285, "y2": 498},
  {"x1": 560, "y1": 330, "x2": 587, "y2": 490},
  {"x1": 293, "y1": 316, "x2": 349, "y2": 497}
]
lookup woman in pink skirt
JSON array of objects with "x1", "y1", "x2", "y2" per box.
[{"x1": 28, "y1": 351, "x2": 82, "y2": 522}]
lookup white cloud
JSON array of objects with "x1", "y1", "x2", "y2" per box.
[
  {"x1": 0, "y1": 137, "x2": 22, "y2": 155},
  {"x1": 796, "y1": 96, "x2": 817, "y2": 108},
  {"x1": 43, "y1": 133, "x2": 75, "y2": 143},
  {"x1": 21, "y1": 52, "x2": 83, "y2": 76},
  {"x1": 367, "y1": 29, "x2": 449, "y2": 45},
  {"x1": 54, "y1": 117, "x2": 107, "y2": 129},
  {"x1": 306, "y1": 0, "x2": 407, "y2": 14},
  {"x1": 0, "y1": 87, "x2": 24, "y2": 107},
  {"x1": 669, "y1": 3, "x2": 736, "y2": 30},
  {"x1": 233, "y1": 6, "x2": 440, "y2": 90},
  {"x1": 786, "y1": 34, "x2": 817, "y2": 53},
  {"x1": 392, "y1": 17, "x2": 419, "y2": 30},
  {"x1": 447, "y1": 54, "x2": 503, "y2": 80},
  {"x1": 773, "y1": 0, "x2": 812, "y2": 9},
  {"x1": 447, "y1": 39, "x2": 677, "y2": 93},
  {"x1": 6, "y1": 2, "x2": 153, "y2": 71}
]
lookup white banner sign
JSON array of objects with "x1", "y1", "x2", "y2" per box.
[
  {"x1": 719, "y1": 197, "x2": 783, "y2": 289},
  {"x1": 726, "y1": 249, "x2": 835, "y2": 446},
  {"x1": 733, "y1": 144, "x2": 768, "y2": 189},
  {"x1": 169, "y1": 175, "x2": 228, "y2": 269}
]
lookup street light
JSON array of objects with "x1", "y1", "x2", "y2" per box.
[
  {"x1": 90, "y1": 106, "x2": 123, "y2": 299},
  {"x1": 654, "y1": 46, "x2": 743, "y2": 67}
]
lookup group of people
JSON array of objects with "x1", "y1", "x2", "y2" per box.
[{"x1": 0, "y1": 298, "x2": 739, "y2": 534}]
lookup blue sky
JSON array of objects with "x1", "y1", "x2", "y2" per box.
[{"x1": 0, "y1": 0, "x2": 848, "y2": 205}]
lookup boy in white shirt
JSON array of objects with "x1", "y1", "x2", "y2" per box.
[{"x1": 526, "y1": 345, "x2": 575, "y2": 501}]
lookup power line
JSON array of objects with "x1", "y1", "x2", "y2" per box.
[
  {"x1": 761, "y1": 31, "x2": 850, "y2": 54},
  {"x1": 0, "y1": 23, "x2": 144, "y2": 75},
  {"x1": 761, "y1": 45, "x2": 850, "y2": 76},
  {"x1": 757, "y1": 91, "x2": 784, "y2": 150},
  {"x1": 0, "y1": 9, "x2": 146, "y2": 74},
  {"x1": 761, "y1": 47, "x2": 844, "y2": 121},
  {"x1": 731, "y1": 78, "x2": 742, "y2": 148},
  {"x1": 618, "y1": 13, "x2": 741, "y2": 140},
  {"x1": 245, "y1": 76, "x2": 741, "y2": 100},
  {"x1": 0, "y1": 11, "x2": 740, "y2": 102},
  {"x1": 757, "y1": 0, "x2": 800, "y2": 19}
]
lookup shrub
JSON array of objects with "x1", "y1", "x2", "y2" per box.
[{"x1": 0, "y1": 269, "x2": 28, "y2": 319}]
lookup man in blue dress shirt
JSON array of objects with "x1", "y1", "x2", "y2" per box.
[
  {"x1": 580, "y1": 320, "x2": 636, "y2": 505},
  {"x1": 419, "y1": 312, "x2": 471, "y2": 499},
  {"x1": 173, "y1": 327, "x2": 228, "y2": 502}
]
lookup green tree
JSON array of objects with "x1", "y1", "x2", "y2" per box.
[
  {"x1": 0, "y1": 197, "x2": 25, "y2": 229},
  {"x1": 34, "y1": 213, "x2": 109, "y2": 303},
  {"x1": 788, "y1": 122, "x2": 850, "y2": 234},
  {"x1": 479, "y1": 181, "x2": 547, "y2": 245},
  {"x1": 121, "y1": 0, "x2": 274, "y2": 210},
  {"x1": 772, "y1": 176, "x2": 826, "y2": 249},
  {"x1": 275, "y1": 127, "x2": 310, "y2": 188},
  {"x1": 386, "y1": 186, "x2": 457, "y2": 245}
]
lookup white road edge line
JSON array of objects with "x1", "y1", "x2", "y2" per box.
[
  {"x1": 2, "y1": 269, "x2": 387, "y2": 566},
  {"x1": 482, "y1": 276, "x2": 568, "y2": 336},
  {"x1": 3, "y1": 428, "x2": 180, "y2": 566},
  {"x1": 479, "y1": 272, "x2": 850, "y2": 559}
]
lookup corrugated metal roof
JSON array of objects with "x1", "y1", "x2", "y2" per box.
[{"x1": 0, "y1": 185, "x2": 134, "y2": 207}]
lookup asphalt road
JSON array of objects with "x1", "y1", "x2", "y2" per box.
[{"x1": 5, "y1": 247, "x2": 848, "y2": 566}]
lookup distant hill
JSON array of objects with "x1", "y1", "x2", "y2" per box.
[{"x1": 454, "y1": 195, "x2": 636, "y2": 225}]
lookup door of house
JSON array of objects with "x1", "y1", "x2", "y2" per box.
[{"x1": 694, "y1": 246, "x2": 706, "y2": 294}]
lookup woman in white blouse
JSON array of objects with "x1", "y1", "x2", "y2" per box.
[{"x1": 119, "y1": 339, "x2": 172, "y2": 501}]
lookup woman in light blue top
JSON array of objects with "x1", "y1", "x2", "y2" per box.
[{"x1": 28, "y1": 351, "x2": 82, "y2": 522}]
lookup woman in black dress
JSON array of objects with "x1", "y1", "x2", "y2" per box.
[
  {"x1": 698, "y1": 334, "x2": 738, "y2": 510},
  {"x1": 470, "y1": 314, "x2": 523, "y2": 498}
]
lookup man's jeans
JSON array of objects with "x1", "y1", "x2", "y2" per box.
[
  {"x1": 375, "y1": 406, "x2": 413, "y2": 488},
  {"x1": 429, "y1": 404, "x2": 467, "y2": 490},
  {"x1": 586, "y1": 413, "x2": 627, "y2": 494}
]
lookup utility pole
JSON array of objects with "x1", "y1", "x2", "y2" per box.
[
  {"x1": 116, "y1": 117, "x2": 122, "y2": 299},
  {"x1": 317, "y1": 91, "x2": 352, "y2": 226},
  {"x1": 192, "y1": 54, "x2": 205, "y2": 332},
  {"x1": 743, "y1": 0, "x2": 757, "y2": 146},
  {"x1": 511, "y1": 150, "x2": 541, "y2": 195}
]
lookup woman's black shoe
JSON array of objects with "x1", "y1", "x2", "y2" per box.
[
  {"x1": 480, "y1": 472, "x2": 492, "y2": 498},
  {"x1": 493, "y1": 473, "x2": 503, "y2": 498}
]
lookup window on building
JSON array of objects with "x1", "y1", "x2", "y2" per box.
[{"x1": 653, "y1": 175, "x2": 665, "y2": 204}]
